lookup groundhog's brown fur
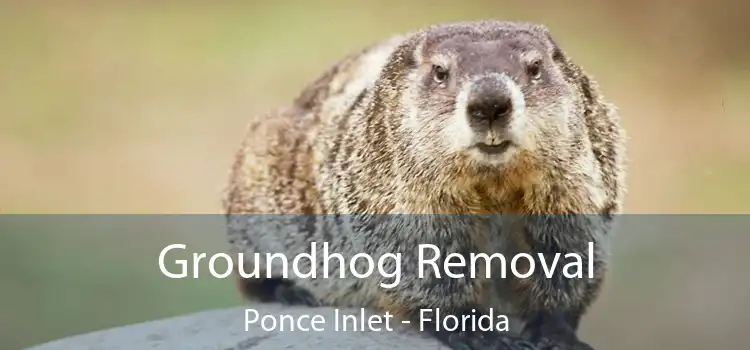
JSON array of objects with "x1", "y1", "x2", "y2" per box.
[{"x1": 224, "y1": 20, "x2": 626, "y2": 350}]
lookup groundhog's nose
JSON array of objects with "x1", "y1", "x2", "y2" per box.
[{"x1": 466, "y1": 76, "x2": 514, "y2": 126}]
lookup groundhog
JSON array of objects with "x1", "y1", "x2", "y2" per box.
[{"x1": 223, "y1": 20, "x2": 626, "y2": 350}]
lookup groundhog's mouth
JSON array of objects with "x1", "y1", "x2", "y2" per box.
[{"x1": 475, "y1": 141, "x2": 513, "y2": 155}]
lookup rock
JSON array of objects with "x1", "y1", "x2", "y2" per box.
[{"x1": 25, "y1": 304, "x2": 448, "y2": 350}]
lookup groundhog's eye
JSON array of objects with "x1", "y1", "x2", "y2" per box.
[
  {"x1": 526, "y1": 58, "x2": 543, "y2": 81},
  {"x1": 432, "y1": 64, "x2": 449, "y2": 84}
]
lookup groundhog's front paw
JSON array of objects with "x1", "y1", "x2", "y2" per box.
[
  {"x1": 521, "y1": 312, "x2": 594, "y2": 350},
  {"x1": 533, "y1": 337, "x2": 594, "y2": 350},
  {"x1": 443, "y1": 330, "x2": 537, "y2": 350},
  {"x1": 422, "y1": 308, "x2": 537, "y2": 350},
  {"x1": 273, "y1": 283, "x2": 320, "y2": 307}
]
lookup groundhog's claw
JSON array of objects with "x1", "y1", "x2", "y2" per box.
[
  {"x1": 423, "y1": 308, "x2": 551, "y2": 350},
  {"x1": 534, "y1": 337, "x2": 594, "y2": 350},
  {"x1": 273, "y1": 283, "x2": 321, "y2": 307},
  {"x1": 441, "y1": 330, "x2": 537, "y2": 350},
  {"x1": 522, "y1": 312, "x2": 595, "y2": 350}
]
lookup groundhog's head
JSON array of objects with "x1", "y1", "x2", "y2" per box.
[{"x1": 384, "y1": 21, "x2": 593, "y2": 174}]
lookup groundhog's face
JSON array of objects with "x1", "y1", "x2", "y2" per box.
[{"x1": 402, "y1": 22, "x2": 582, "y2": 169}]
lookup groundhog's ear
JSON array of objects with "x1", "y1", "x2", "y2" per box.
[
  {"x1": 541, "y1": 30, "x2": 599, "y2": 112},
  {"x1": 386, "y1": 34, "x2": 424, "y2": 72},
  {"x1": 541, "y1": 30, "x2": 566, "y2": 64},
  {"x1": 542, "y1": 32, "x2": 581, "y2": 83},
  {"x1": 409, "y1": 34, "x2": 429, "y2": 67},
  {"x1": 379, "y1": 35, "x2": 425, "y2": 85}
]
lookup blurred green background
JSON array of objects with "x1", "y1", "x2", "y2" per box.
[{"x1": 1, "y1": 1, "x2": 749, "y2": 349}]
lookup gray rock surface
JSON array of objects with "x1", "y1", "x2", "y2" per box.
[{"x1": 26, "y1": 304, "x2": 448, "y2": 350}]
